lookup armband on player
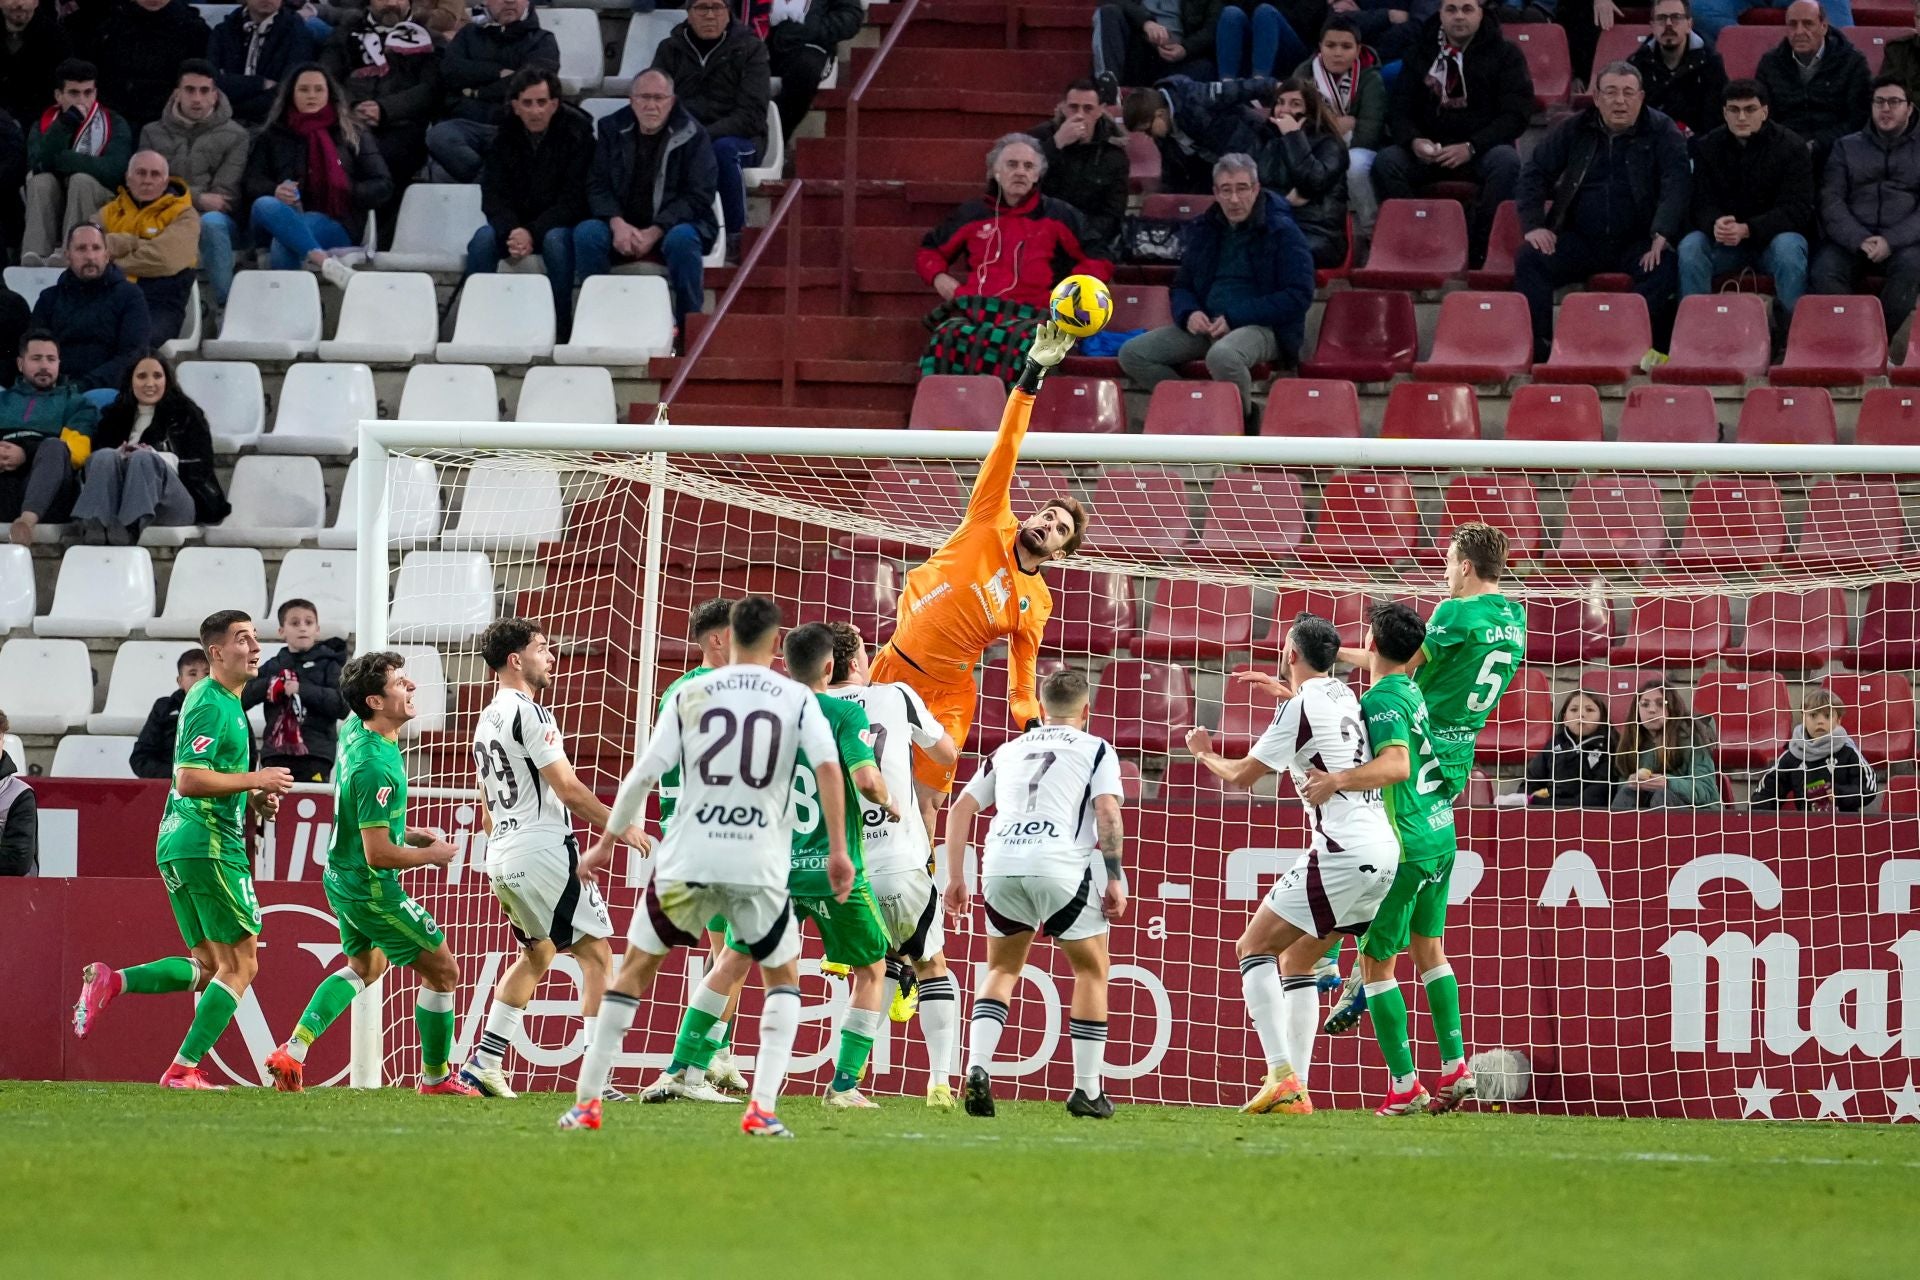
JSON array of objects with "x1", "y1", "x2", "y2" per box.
[{"x1": 1103, "y1": 854, "x2": 1125, "y2": 883}]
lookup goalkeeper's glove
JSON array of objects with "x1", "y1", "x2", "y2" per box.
[{"x1": 1015, "y1": 321, "x2": 1074, "y2": 394}]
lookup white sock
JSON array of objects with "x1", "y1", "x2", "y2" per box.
[
  {"x1": 1280, "y1": 974, "x2": 1318, "y2": 1089},
  {"x1": 472, "y1": 1000, "x2": 524, "y2": 1072},
  {"x1": 575, "y1": 992, "x2": 638, "y2": 1103},
  {"x1": 751, "y1": 985, "x2": 801, "y2": 1111},
  {"x1": 918, "y1": 974, "x2": 958, "y2": 1088},
  {"x1": 967, "y1": 996, "x2": 1009, "y2": 1073},
  {"x1": 846, "y1": 1005, "x2": 886, "y2": 1043},
  {"x1": 881, "y1": 976, "x2": 900, "y2": 1014},
  {"x1": 1238, "y1": 955, "x2": 1291, "y2": 1073},
  {"x1": 1069, "y1": 1017, "x2": 1107, "y2": 1098}
]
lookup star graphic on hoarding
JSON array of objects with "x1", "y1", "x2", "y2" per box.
[
  {"x1": 1808, "y1": 1075, "x2": 1855, "y2": 1121},
  {"x1": 1885, "y1": 1077, "x2": 1920, "y2": 1123},
  {"x1": 1736, "y1": 1072, "x2": 1780, "y2": 1119}
]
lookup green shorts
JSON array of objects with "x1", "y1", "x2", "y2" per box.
[
  {"x1": 1360, "y1": 851, "x2": 1454, "y2": 962},
  {"x1": 327, "y1": 883, "x2": 445, "y2": 967},
  {"x1": 1434, "y1": 740, "x2": 1475, "y2": 800},
  {"x1": 161, "y1": 858, "x2": 260, "y2": 948},
  {"x1": 730, "y1": 882, "x2": 890, "y2": 967}
]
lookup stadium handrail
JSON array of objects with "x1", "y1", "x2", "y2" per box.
[{"x1": 839, "y1": 0, "x2": 924, "y2": 311}]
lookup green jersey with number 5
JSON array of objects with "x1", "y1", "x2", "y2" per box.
[
  {"x1": 1362, "y1": 673, "x2": 1455, "y2": 869},
  {"x1": 786, "y1": 692, "x2": 876, "y2": 897},
  {"x1": 1416, "y1": 594, "x2": 1527, "y2": 753}
]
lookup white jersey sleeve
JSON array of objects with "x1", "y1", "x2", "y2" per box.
[
  {"x1": 474, "y1": 690, "x2": 576, "y2": 864},
  {"x1": 975, "y1": 725, "x2": 1121, "y2": 879},
  {"x1": 1250, "y1": 677, "x2": 1395, "y2": 853},
  {"x1": 830, "y1": 681, "x2": 938, "y2": 876}
]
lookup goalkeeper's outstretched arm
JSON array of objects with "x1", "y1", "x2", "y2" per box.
[{"x1": 961, "y1": 321, "x2": 1075, "y2": 527}]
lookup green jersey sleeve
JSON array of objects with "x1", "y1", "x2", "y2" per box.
[{"x1": 351, "y1": 752, "x2": 407, "y2": 842}]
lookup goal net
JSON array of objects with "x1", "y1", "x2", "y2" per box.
[{"x1": 353, "y1": 422, "x2": 1920, "y2": 1122}]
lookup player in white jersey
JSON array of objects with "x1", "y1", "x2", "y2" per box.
[
  {"x1": 824, "y1": 621, "x2": 965, "y2": 1105},
  {"x1": 455, "y1": 619, "x2": 648, "y2": 1100},
  {"x1": 944, "y1": 669, "x2": 1126, "y2": 1121},
  {"x1": 559, "y1": 596, "x2": 852, "y2": 1138},
  {"x1": 1185, "y1": 611, "x2": 1401, "y2": 1116}
]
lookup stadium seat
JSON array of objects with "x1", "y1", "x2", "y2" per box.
[
  {"x1": 1466, "y1": 201, "x2": 1521, "y2": 290},
  {"x1": 1526, "y1": 588, "x2": 1614, "y2": 663},
  {"x1": 394, "y1": 644, "x2": 448, "y2": 739},
  {"x1": 1380, "y1": 382, "x2": 1480, "y2": 440},
  {"x1": 1086, "y1": 466, "x2": 1195, "y2": 555},
  {"x1": 375, "y1": 184, "x2": 483, "y2": 274},
  {"x1": 1434, "y1": 474, "x2": 1543, "y2": 561},
  {"x1": 741, "y1": 102, "x2": 785, "y2": 189},
  {"x1": 555, "y1": 276, "x2": 675, "y2": 365},
  {"x1": 437, "y1": 274, "x2": 556, "y2": 364},
  {"x1": 388, "y1": 551, "x2": 495, "y2": 643},
  {"x1": 1298, "y1": 289, "x2": 1417, "y2": 381},
  {"x1": 51, "y1": 735, "x2": 136, "y2": 779},
  {"x1": 1132, "y1": 580, "x2": 1259, "y2": 659},
  {"x1": 972, "y1": 656, "x2": 1071, "y2": 754},
  {"x1": 174, "y1": 361, "x2": 264, "y2": 451},
  {"x1": 1617, "y1": 385, "x2": 1720, "y2": 444},
  {"x1": 1139, "y1": 193, "x2": 1214, "y2": 221},
  {"x1": 1715, "y1": 24, "x2": 1776, "y2": 78},
  {"x1": 1581, "y1": 666, "x2": 1655, "y2": 726},
  {"x1": 159, "y1": 281, "x2": 202, "y2": 359},
  {"x1": 1049, "y1": 567, "x2": 1138, "y2": 653},
  {"x1": 398, "y1": 365, "x2": 500, "y2": 422},
  {"x1": 910, "y1": 375, "x2": 1005, "y2": 431},
  {"x1": 1480, "y1": 666, "x2": 1552, "y2": 763},
  {"x1": 604, "y1": 10, "x2": 679, "y2": 93},
  {"x1": 201, "y1": 270, "x2": 322, "y2": 359},
  {"x1": 1891, "y1": 324, "x2": 1920, "y2": 386},
  {"x1": 0, "y1": 544, "x2": 34, "y2": 631},
  {"x1": 1087, "y1": 659, "x2": 1195, "y2": 752},
  {"x1": 270, "y1": 550, "x2": 354, "y2": 638},
  {"x1": 1535, "y1": 292, "x2": 1651, "y2": 383},
  {"x1": 1855, "y1": 581, "x2": 1920, "y2": 668},
  {"x1": 442, "y1": 462, "x2": 564, "y2": 552},
  {"x1": 580, "y1": 97, "x2": 627, "y2": 126},
  {"x1": 87, "y1": 641, "x2": 190, "y2": 733},
  {"x1": 1197, "y1": 469, "x2": 1306, "y2": 562},
  {"x1": 1770, "y1": 295, "x2": 1887, "y2": 385},
  {"x1": 34, "y1": 547, "x2": 154, "y2": 638},
  {"x1": 1351, "y1": 200, "x2": 1467, "y2": 290},
  {"x1": 317, "y1": 271, "x2": 439, "y2": 363},
  {"x1": 516, "y1": 366, "x2": 617, "y2": 424},
  {"x1": 1855, "y1": 387, "x2": 1920, "y2": 443},
  {"x1": 1823, "y1": 672, "x2": 1915, "y2": 764},
  {"x1": 1062, "y1": 284, "x2": 1175, "y2": 376},
  {"x1": 148, "y1": 547, "x2": 266, "y2": 640},
  {"x1": 1732, "y1": 588, "x2": 1852, "y2": 670},
  {"x1": 1886, "y1": 773, "x2": 1920, "y2": 812},
  {"x1": 1652, "y1": 294, "x2": 1771, "y2": 385},
  {"x1": 1305, "y1": 469, "x2": 1420, "y2": 566},
  {"x1": 1733, "y1": 387, "x2": 1837, "y2": 445},
  {"x1": 792, "y1": 556, "x2": 900, "y2": 644},
  {"x1": 1143, "y1": 381, "x2": 1243, "y2": 435},
  {"x1": 1031, "y1": 376, "x2": 1125, "y2": 434},
  {"x1": 1553, "y1": 472, "x2": 1669, "y2": 569},
  {"x1": 206, "y1": 456, "x2": 327, "y2": 547},
  {"x1": 1259, "y1": 379, "x2": 1361, "y2": 437},
  {"x1": 1258, "y1": 589, "x2": 1369, "y2": 650},
  {"x1": 322, "y1": 456, "x2": 443, "y2": 551},
  {"x1": 1693, "y1": 671, "x2": 1792, "y2": 770},
  {"x1": 257, "y1": 362, "x2": 375, "y2": 455},
  {"x1": 1671, "y1": 475, "x2": 1788, "y2": 568},
  {"x1": 1588, "y1": 25, "x2": 1642, "y2": 92},
  {"x1": 1504, "y1": 383, "x2": 1604, "y2": 442},
  {"x1": 2, "y1": 265, "x2": 62, "y2": 309},
  {"x1": 841, "y1": 462, "x2": 968, "y2": 556},
  {"x1": 1609, "y1": 593, "x2": 1732, "y2": 666},
  {"x1": 1844, "y1": 25, "x2": 1904, "y2": 71},
  {"x1": 1413, "y1": 291, "x2": 1532, "y2": 383},
  {"x1": 0, "y1": 638, "x2": 93, "y2": 732},
  {"x1": 1511, "y1": 22, "x2": 1572, "y2": 107},
  {"x1": 1212, "y1": 663, "x2": 1283, "y2": 757},
  {"x1": 1796, "y1": 477, "x2": 1908, "y2": 569}
]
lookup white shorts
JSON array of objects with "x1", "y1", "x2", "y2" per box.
[
  {"x1": 870, "y1": 867, "x2": 944, "y2": 960},
  {"x1": 1261, "y1": 845, "x2": 1398, "y2": 939},
  {"x1": 628, "y1": 877, "x2": 801, "y2": 969},
  {"x1": 490, "y1": 837, "x2": 613, "y2": 949},
  {"x1": 983, "y1": 869, "x2": 1106, "y2": 942}
]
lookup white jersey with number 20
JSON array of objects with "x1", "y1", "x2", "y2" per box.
[
  {"x1": 827, "y1": 681, "x2": 942, "y2": 875},
  {"x1": 961, "y1": 723, "x2": 1125, "y2": 880},
  {"x1": 1250, "y1": 675, "x2": 1396, "y2": 852}
]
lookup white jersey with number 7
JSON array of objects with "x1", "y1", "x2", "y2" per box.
[{"x1": 961, "y1": 723, "x2": 1125, "y2": 880}]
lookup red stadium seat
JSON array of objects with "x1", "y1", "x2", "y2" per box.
[
  {"x1": 1048, "y1": 567, "x2": 1138, "y2": 654},
  {"x1": 793, "y1": 556, "x2": 900, "y2": 643},
  {"x1": 1480, "y1": 666, "x2": 1552, "y2": 763},
  {"x1": 1617, "y1": 385, "x2": 1721, "y2": 444},
  {"x1": 1535, "y1": 292, "x2": 1651, "y2": 383},
  {"x1": 1413, "y1": 291, "x2": 1533, "y2": 383},
  {"x1": 1198, "y1": 469, "x2": 1307, "y2": 562},
  {"x1": 1434, "y1": 473, "x2": 1543, "y2": 561},
  {"x1": 1260, "y1": 379, "x2": 1362, "y2": 437},
  {"x1": 1511, "y1": 24, "x2": 1572, "y2": 106},
  {"x1": 1060, "y1": 286, "x2": 1174, "y2": 377},
  {"x1": 1351, "y1": 200, "x2": 1467, "y2": 290},
  {"x1": 1030, "y1": 376, "x2": 1125, "y2": 434},
  {"x1": 1671, "y1": 475, "x2": 1788, "y2": 568},
  {"x1": 1854, "y1": 387, "x2": 1920, "y2": 443},
  {"x1": 1890, "y1": 325, "x2": 1920, "y2": 387},
  {"x1": 1131, "y1": 580, "x2": 1260, "y2": 659},
  {"x1": 1771, "y1": 295, "x2": 1888, "y2": 386},
  {"x1": 1504, "y1": 383, "x2": 1604, "y2": 442},
  {"x1": 1796, "y1": 478, "x2": 1909, "y2": 569},
  {"x1": 1465, "y1": 201, "x2": 1520, "y2": 290},
  {"x1": 1125, "y1": 129, "x2": 1161, "y2": 194},
  {"x1": 1299, "y1": 290, "x2": 1418, "y2": 382},
  {"x1": 1144, "y1": 380, "x2": 1243, "y2": 435},
  {"x1": 1693, "y1": 671, "x2": 1792, "y2": 770},
  {"x1": 973, "y1": 656, "x2": 1070, "y2": 754},
  {"x1": 1215, "y1": 663, "x2": 1284, "y2": 757},
  {"x1": 1588, "y1": 24, "x2": 1641, "y2": 84},
  {"x1": 1734, "y1": 387, "x2": 1837, "y2": 444},
  {"x1": 1855, "y1": 581, "x2": 1920, "y2": 669},
  {"x1": 1088, "y1": 659, "x2": 1196, "y2": 752},
  {"x1": 841, "y1": 462, "x2": 968, "y2": 556},
  {"x1": 1823, "y1": 672, "x2": 1916, "y2": 764},
  {"x1": 1552, "y1": 472, "x2": 1670, "y2": 570},
  {"x1": 1305, "y1": 469, "x2": 1420, "y2": 566},
  {"x1": 1610, "y1": 593, "x2": 1732, "y2": 666},
  {"x1": 1257, "y1": 589, "x2": 1370, "y2": 650},
  {"x1": 910, "y1": 374, "x2": 1004, "y2": 431},
  {"x1": 1583, "y1": 666, "x2": 1653, "y2": 725},
  {"x1": 1844, "y1": 26, "x2": 1904, "y2": 72},
  {"x1": 1884, "y1": 773, "x2": 1920, "y2": 812},
  {"x1": 1715, "y1": 24, "x2": 1777, "y2": 78},
  {"x1": 1140, "y1": 193, "x2": 1215, "y2": 221},
  {"x1": 1734, "y1": 588, "x2": 1852, "y2": 670},
  {"x1": 1652, "y1": 294, "x2": 1771, "y2": 385},
  {"x1": 1086, "y1": 466, "x2": 1194, "y2": 556},
  {"x1": 1381, "y1": 382, "x2": 1481, "y2": 439},
  {"x1": 1526, "y1": 589, "x2": 1614, "y2": 664}
]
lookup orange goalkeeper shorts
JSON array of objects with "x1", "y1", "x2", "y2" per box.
[{"x1": 869, "y1": 643, "x2": 976, "y2": 794}]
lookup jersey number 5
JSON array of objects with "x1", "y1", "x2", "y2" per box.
[{"x1": 1466, "y1": 650, "x2": 1515, "y2": 714}]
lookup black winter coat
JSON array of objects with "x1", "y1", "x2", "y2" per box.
[
  {"x1": 29, "y1": 265, "x2": 150, "y2": 393},
  {"x1": 588, "y1": 103, "x2": 721, "y2": 248},
  {"x1": 208, "y1": 9, "x2": 318, "y2": 123},
  {"x1": 91, "y1": 0, "x2": 211, "y2": 128},
  {"x1": 1522, "y1": 726, "x2": 1616, "y2": 808},
  {"x1": 1111, "y1": 0, "x2": 1225, "y2": 62},
  {"x1": 1245, "y1": 123, "x2": 1349, "y2": 266},
  {"x1": 1689, "y1": 119, "x2": 1814, "y2": 244},
  {"x1": 131, "y1": 687, "x2": 184, "y2": 780},
  {"x1": 1170, "y1": 190, "x2": 1316, "y2": 355},
  {"x1": 0, "y1": 2, "x2": 72, "y2": 129},
  {"x1": 322, "y1": 21, "x2": 445, "y2": 130},
  {"x1": 1750, "y1": 729, "x2": 1879, "y2": 813},
  {"x1": 1028, "y1": 113, "x2": 1130, "y2": 261},
  {"x1": 1389, "y1": 12, "x2": 1533, "y2": 155},
  {"x1": 0, "y1": 754, "x2": 36, "y2": 876},
  {"x1": 439, "y1": 14, "x2": 559, "y2": 124},
  {"x1": 0, "y1": 284, "x2": 26, "y2": 368},
  {"x1": 651, "y1": 20, "x2": 771, "y2": 150},
  {"x1": 1755, "y1": 28, "x2": 1870, "y2": 167},
  {"x1": 483, "y1": 105, "x2": 596, "y2": 244},
  {"x1": 1627, "y1": 33, "x2": 1726, "y2": 138},
  {"x1": 242, "y1": 120, "x2": 394, "y2": 244},
  {"x1": 91, "y1": 393, "x2": 230, "y2": 524},
  {"x1": 1518, "y1": 105, "x2": 1691, "y2": 245},
  {"x1": 244, "y1": 636, "x2": 350, "y2": 764},
  {"x1": 764, "y1": 0, "x2": 864, "y2": 61}
]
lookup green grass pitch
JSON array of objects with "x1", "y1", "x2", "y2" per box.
[{"x1": 2, "y1": 1082, "x2": 1915, "y2": 1278}]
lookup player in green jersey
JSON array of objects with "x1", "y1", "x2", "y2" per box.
[
  {"x1": 71, "y1": 610, "x2": 295, "y2": 1089},
  {"x1": 263, "y1": 652, "x2": 476, "y2": 1095}
]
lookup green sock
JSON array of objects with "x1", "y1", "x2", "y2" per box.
[
  {"x1": 121, "y1": 956, "x2": 198, "y2": 994},
  {"x1": 294, "y1": 972, "x2": 362, "y2": 1049},
  {"x1": 416, "y1": 990, "x2": 454, "y2": 1080},
  {"x1": 176, "y1": 978, "x2": 240, "y2": 1065},
  {"x1": 1424, "y1": 966, "x2": 1464, "y2": 1063},
  {"x1": 831, "y1": 1008, "x2": 882, "y2": 1093},
  {"x1": 668, "y1": 1003, "x2": 725, "y2": 1075},
  {"x1": 1365, "y1": 981, "x2": 1416, "y2": 1079}
]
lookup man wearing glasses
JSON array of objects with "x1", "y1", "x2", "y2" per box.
[
  {"x1": 1627, "y1": 0, "x2": 1727, "y2": 137},
  {"x1": 652, "y1": 0, "x2": 770, "y2": 264},
  {"x1": 1809, "y1": 74, "x2": 1920, "y2": 337}
]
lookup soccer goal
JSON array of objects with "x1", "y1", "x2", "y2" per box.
[{"x1": 351, "y1": 417, "x2": 1920, "y2": 1122}]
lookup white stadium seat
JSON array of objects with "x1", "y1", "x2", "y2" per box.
[
  {"x1": 437, "y1": 274, "x2": 556, "y2": 364},
  {"x1": 201, "y1": 271, "x2": 323, "y2": 360},
  {"x1": 271, "y1": 550, "x2": 355, "y2": 639},
  {"x1": 206, "y1": 456, "x2": 327, "y2": 547},
  {"x1": 376, "y1": 184, "x2": 485, "y2": 274},
  {"x1": 88, "y1": 642, "x2": 190, "y2": 733},
  {"x1": 0, "y1": 544, "x2": 35, "y2": 631},
  {"x1": 158, "y1": 280, "x2": 202, "y2": 359},
  {"x1": 193, "y1": 4, "x2": 237, "y2": 26},
  {"x1": 395, "y1": 645, "x2": 447, "y2": 739},
  {"x1": 741, "y1": 101, "x2": 784, "y2": 189},
  {"x1": 442, "y1": 462, "x2": 563, "y2": 552},
  {"x1": 35, "y1": 546, "x2": 155, "y2": 638},
  {"x1": 555, "y1": 276, "x2": 674, "y2": 366},
  {"x1": 580, "y1": 98, "x2": 626, "y2": 126},
  {"x1": 0, "y1": 639, "x2": 94, "y2": 732},
  {"x1": 257, "y1": 362, "x2": 376, "y2": 455},
  {"x1": 398, "y1": 365, "x2": 498, "y2": 422},
  {"x1": 2, "y1": 266, "x2": 62, "y2": 309},
  {"x1": 604, "y1": 12, "x2": 677, "y2": 94},
  {"x1": 321, "y1": 456, "x2": 443, "y2": 550},
  {"x1": 317, "y1": 272, "x2": 440, "y2": 363},
  {"x1": 542, "y1": 8, "x2": 605, "y2": 96},
  {"x1": 175, "y1": 361, "x2": 265, "y2": 451},
  {"x1": 516, "y1": 366, "x2": 616, "y2": 424},
  {"x1": 2, "y1": 733, "x2": 22, "y2": 773},
  {"x1": 388, "y1": 551, "x2": 494, "y2": 642},
  {"x1": 52, "y1": 734, "x2": 137, "y2": 778},
  {"x1": 149, "y1": 546, "x2": 268, "y2": 640}
]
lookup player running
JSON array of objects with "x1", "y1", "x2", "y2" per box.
[
  {"x1": 1185, "y1": 613, "x2": 1401, "y2": 1116},
  {"x1": 263, "y1": 652, "x2": 475, "y2": 1095},
  {"x1": 825, "y1": 621, "x2": 964, "y2": 1107},
  {"x1": 453, "y1": 619, "x2": 651, "y2": 1100},
  {"x1": 944, "y1": 669, "x2": 1127, "y2": 1120},
  {"x1": 71, "y1": 610, "x2": 294, "y2": 1089},
  {"x1": 561, "y1": 597, "x2": 851, "y2": 1137}
]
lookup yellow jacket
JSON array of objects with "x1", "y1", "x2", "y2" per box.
[{"x1": 98, "y1": 178, "x2": 200, "y2": 282}]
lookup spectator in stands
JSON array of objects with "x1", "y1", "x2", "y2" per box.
[
  {"x1": 30, "y1": 225, "x2": 150, "y2": 404},
  {"x1": 1297, "y1": 15, "x2": 1385, "y2": 243},
  {"x1": 0, "y1": 707, "x2": 35, "y2": 875},
  {"x1": 917, "y1": 133, "x2": 1110, "y2": 382},
  {"x1": 0, "y1": 0, "x2": 72, "y2": 130},
  {"x1": 1093, "y1": 0, "x2": 1223, "y2": 89},
  {"x1": 322, "y1": 0, "x2": 442, "y2": 240},
  {"x1": 90, "y1": 0, "x2": 212, "y2": 130},
  {"x1": 469, "y1": 68, "x2": 593, "y2": 336},
  {"x1": 0, "y1": 284, "x2": 26, "y2": 362},
  {"x1": 575, "y1": 69, "x2": 718, "y2": 332},
  {"x1": 139, "y1": 62, "x2": 248, "y2": 309},
  {"x1": 1612, "y1": 681, "x2": 1720, "y2": 811},
  {"x1": 131, "y1": 647, "x2": 207, "y2": 779},
  {"x1": 209, "y1": 0, "x2": 319, "y2": 124},
  {"x1": 1811, "y1": 75, "x2": 1920, "y2": 336},
  {"x1": 1214, "y1": 2, "x2": 1310, "y2": 79},
  {"x1": 1030, "y1": 80, "x2": 1131, "y2": 263},
  {"x1": 1245, "y1": 76, "x2": 1349, "y2": 266},
  {"x1": 0, "y1": 331, "x2": 94, "y2": 545},
  {"x1": 95, "y1": 150, "x2": 198, "y2": 345},
  {"x1": 243, "y1": 64, "x2": 394, "y2": 290},
  {"x1": 1680, "y1": 78, "x2": 1813, "y2": 342},
  {"x1": 1627, "y1": 0, "x2": 1726, "y2": 137},
  {"x1": 1751, "y1": 687, "x2": 1879, "y2": 812},
  {"x1": 1120, "y1": 76, "x2": 1271, "y2": 195},
  {"x1": 76, "y1": 352, "x2": 226, "y2": 543},
  {"x1": 1887, "y1": 1, "x2": 1920, "y2": 103},
  {"x1": 653, "y1": 0, "x2": 770, "y2": 262},
  {"x1": 427, "y1": 0, "x2": 558, "y2": 183},
  {"x1": 1117, "y1": 152, "x2": 1314, "y2": 422},
  {"x1": 244, "y1": 598, "x2": 349, "y2": 783},
  {"x1": 1371, "y1": 0, "x2": 1532, "y2": 264},
  {"x1": 1755, "y1": 0, "x2": 1869, "y2": 176},
  {"x1": 0, "y1": 109, "x2": 22, "y2": 262},
  {"x1": 22, "y1": 61, "x2": 133, "y2": 267},
  {"x1": 765, "y1": 0, "x2": 863, "y2": 140},
  {"x1": 1514, "y1": 62, "x2": 1688, "y2": 362},
  {"x1": 1519, "y1": 690, "x2": 1615, "y2": 807},
  {"x1": 1689, "y1": 0, "x2": 1853, "y2": 43}
]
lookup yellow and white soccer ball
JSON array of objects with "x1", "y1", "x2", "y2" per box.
[{"x1": 1049, "y1": 273, "x2": 1113, "y2": 338}]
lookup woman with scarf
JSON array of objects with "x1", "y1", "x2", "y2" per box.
[
  {"x1": 241, "y1": 63, "x2": 392, "y2": 288},
  {"x1": 73, "y1": 350, "x2": 228, "y2": 544},
  {"x1": 1245, "y1": 75, "x2": 1348, "y2": 266},
  {"x1": 1750, "y1": 688, "x2": 1880, "y2": 813}
]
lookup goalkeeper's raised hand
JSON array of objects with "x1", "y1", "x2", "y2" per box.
[{"x1": 1016, "y1": 320, "x2": 1074, "y2": 393}]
